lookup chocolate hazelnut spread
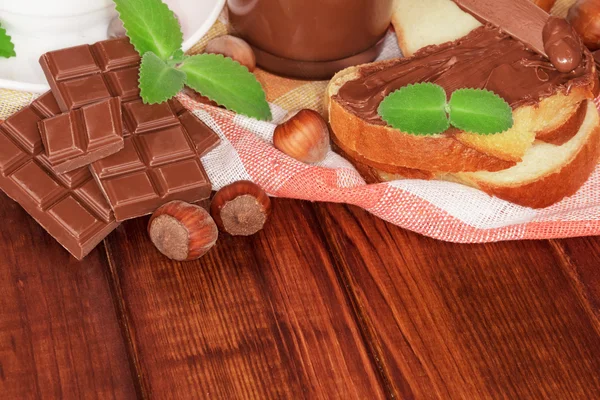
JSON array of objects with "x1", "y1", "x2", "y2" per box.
[
  {"x1": 228, "y1": 0, "x2": 393, "y2": 79},
  {"x1": 543, "y1": 17, "x2": 583, "y2": 73},
  {"x1": 335, "y1": 26, "x2": 594, "y2": 126},
  {"x1": 452, "y1": 0, "x2": 549, "y2": 56}
]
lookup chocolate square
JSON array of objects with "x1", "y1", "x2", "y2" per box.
[
  {"x1": 0, "y1": 93, "x2": 119, "y2": 259},
  {"x1": 38, "y1": 98, "x2": 124, "y2": 174}
]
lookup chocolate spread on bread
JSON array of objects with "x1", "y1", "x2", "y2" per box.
[{"x1": 335, "y1": 25, "x2": 594, "y2": 126}]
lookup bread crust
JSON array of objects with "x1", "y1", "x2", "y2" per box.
[
  {"x1": 332, "y1": 139, "x2": 436, "y2": 180},
  {"x1": 337, "y1": 101, "x2": 600, "y2": 208},
  {"x1": 329, "y1": 98, "x2": 517, "y2": 173},
  {"x1": 468, "y1": 125, "x2": 600, "y2": 208},
  {"x1": 536, "y1": 100, "x2": 588, "y2": 145}
]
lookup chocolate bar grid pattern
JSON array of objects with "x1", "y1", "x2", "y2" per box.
[
  {"x1": 90, "y1": 100, "x2": 212, "y2": 221},
  {"x1": 40, "y1": 38, "x2": 220, "y2": 154},
  {"x1": 39, "y1": 97, "x2": 124, "y2": 173},
  {"x1": 40, "y1": 38, "x2": 219, "y2": 220},
  {"x1": 40, "y1": 37, "x2": 142, "y2": 112},
  {"x1": 0, "y1": 93, "x2": 118, "y2": 259}
]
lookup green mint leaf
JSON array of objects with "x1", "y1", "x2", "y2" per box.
[
  {"x1": 0, "y1": 23, "x2": 16, "y2": 58},
  {"x1": 378, "y1": 83, "x2": 449, "y2": 135},
  {"x1": 449, "y1": 89, "x2": 513, "y2": 134},
  {"x1": 179, "y1": 54, "x2": 272, "y2": 121},
  {"x1": 139, "y1": 52, "x2": 186, "y2": 104},
  {"x1": 114, "y1": 0, "x2": 182, "y2": 60},
  {"x1": 171, "y1": 49, "x2": 186, "y2": 63}
]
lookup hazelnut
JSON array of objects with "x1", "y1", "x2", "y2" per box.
[
  {"x1": 205, "y1": 35, "x2": 256, "y2": 72},
  {"x1": 273, "y1": 109, "x2": 330, "y2": 163},
  {"x1": 210, "y1": 181, "x2": 271, "y2": 236},
  {"x1": 148, "y1": 201, "x2": 218, "y2": 261},
  {"x1": 567, "y1": 0, "x2": 600, "y2": 51}
]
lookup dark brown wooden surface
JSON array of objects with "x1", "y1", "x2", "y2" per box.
[{"x1": 1, "y1": 193, "x2": 599, "y2": 399}]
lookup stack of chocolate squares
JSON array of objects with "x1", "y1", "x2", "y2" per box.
[{"x1": 0, "y1": 38, "x2": 221, "y2": 260}]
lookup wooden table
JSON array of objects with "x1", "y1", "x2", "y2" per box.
[{"x1": 1, "y1": 191, "x2": 599, "y2": 399}]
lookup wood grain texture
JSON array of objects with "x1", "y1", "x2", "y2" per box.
[
  {"x1": 3, "y1": 191, "x2": 599, "y2": 399},
  {"x1": 313, "y1": 202, "x2": 600, "y2": 400},
  {"x1": 0, "y1": 193, "x2": 137, "y2": 400},
  {"x1": 104, "y1": 199, "x2": 386, "y2": 399},
  {"x1": 551, "y1": 237, "x2": 600, "y2": 316}
]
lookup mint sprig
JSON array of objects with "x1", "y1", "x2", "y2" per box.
[
  {"x1": 114, "y1": 0, "x2": 182, "y2": 60},
  {"x1": 378, "y1": 83, "x2": 513, "y2": 135},
  {"x1": 0, "y1": 23, "x2": 16, "y2": 58},
  {"x1": 113, "y1": 0, "x2": 272, "y2": 121},
  {"x1": 180, "y1": 54, "x2": 273, "y2": 121},
  {"x1": 139, "y1": 52, "x2": 186, "y2": 104}
]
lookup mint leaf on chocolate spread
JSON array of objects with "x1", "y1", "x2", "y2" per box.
[
  {"x1": 114, "y1": 0, "x2": 182, "y2": 60},
  {"x1": 378, "y1": 83, "x2": 513, "y2": 135},
  {"x1": 378, "y1": 83, "x2": 450, "y2": 135},
  {"x1": 0, "y1": 23, "x2": 16, "y2": 58},
  {"x1": 139, "y1": 52, "x2": 186, "y2": 104},
  {"x1": 180, "y1": 54, "x2": 272, "y2": 121},
  {"x1": 449, "y1": 89, "x2": 513, "y2": 135}
]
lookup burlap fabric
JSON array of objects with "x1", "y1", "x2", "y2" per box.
[{"x1": 3, "y1": 0, "x2": 599, "y2": 243}]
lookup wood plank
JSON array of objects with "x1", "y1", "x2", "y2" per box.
[
  {"x1": 313, "y1": 202, "x2": 600, "y2": 399},
  {"x1": 104, "y1": 199, "x2": 386, "y2": 399},
  {"x1": 551, "y1": 237, "x2": 600, "y2": 315},
  {"x1": 0, "y1": 193, "x2": 137, "y2": 399}
]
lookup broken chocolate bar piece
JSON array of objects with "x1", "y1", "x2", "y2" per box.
[
  {"x1": 40, "y1": 37, "x2": 141, "y2": 111},
  {"x1": 169, "y1": 98, "x2": 221, "y2": 155},
  {"x1": 0, "y1": 93, "x2": 119, "y2": 260},
  {"x1": 38, "y1": 97, "x2": 124, "y2": 174},
  {"x1": 90, "y1": 100, "x2": 213, "y2": 221},
  {"x1": 177, "y1": 109, "x2": 221, "y2": 157}
]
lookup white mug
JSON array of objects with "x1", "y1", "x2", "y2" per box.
[{"x1": 0, "y1": 0, "x2": 116, "y2": 90}]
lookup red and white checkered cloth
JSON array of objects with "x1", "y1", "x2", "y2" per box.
[{"x1": 176, "y1": 92, "x2": 600, "y2": 243}]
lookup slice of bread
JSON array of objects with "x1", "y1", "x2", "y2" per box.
[
  {"x1": 392, "y1": 0, "x2": 482, "y2": 56},
  {"x1": 449, "y1": 101, "x2": 600, "y2": 208},
  {"x1": 391, "y1": 0, "x2": 556, "y2": 56},
  {"x1": 334, "y1": 101, "x2": 600, "y2": 208},
  {"x1": 327, "y1": 60, "x2": 594, "y2": 173},
  {"x1": 328, "y1": 0, "x2": 599, "y2": 208}
]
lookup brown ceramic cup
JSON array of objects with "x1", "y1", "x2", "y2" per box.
[{"x1": 227, "y1": 0, "x2": 394, "y2": 79}]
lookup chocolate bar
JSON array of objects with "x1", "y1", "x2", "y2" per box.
[
  {"x1": 0, "y1": 93, "x2": 119, "y2": 260},
  {"x1": 39, "y1": 37, "x2": 220, "y2": 156},
  {"x1": 38, "y1": 97, "x2": 124, "y2": 174},
  {"x1": 40, "y1": 38, "x2": 220, "y2": 221},
  {"x1": 90, "y1": 100, "x2": 214, "y2": 221},
  {"x1": 40, "y1": 37, "x2": 141, "y2": 112}
]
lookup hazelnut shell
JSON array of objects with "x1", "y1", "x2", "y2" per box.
[
  {"x1": 210, "y1": 181, "x2": 271, "y2": 236},
  {"x1": 205, "y1": 35, "x2": 257, "y2": 72},
  {"x1": 567, "y1": 0, "x2": 600, "y2": 51},
  {"x1": 148, "y1": 201, "x2": 218, "y2": 261},
  {"x1": 273, "y1": 109, "x2": 330, "y2": 163}
]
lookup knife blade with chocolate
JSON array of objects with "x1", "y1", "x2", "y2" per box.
[{"x1": 453, "y1": 0, "x2": 583, "y2": 72}]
